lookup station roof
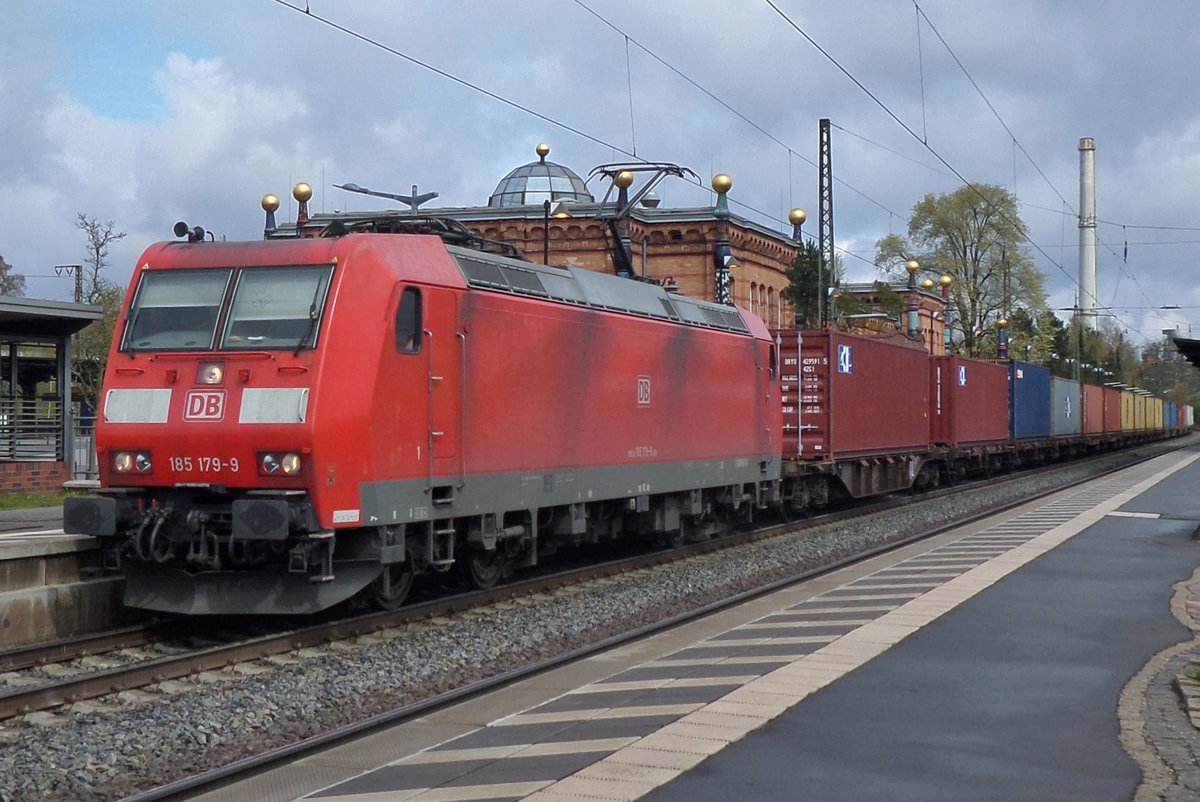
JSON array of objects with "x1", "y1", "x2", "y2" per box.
[
  {"x1": 0, "y1": 295, "x2": 103, "y2": 338},
  {"x1": 1171, "y1": 336, "x2": 1200, "y2": 370}
]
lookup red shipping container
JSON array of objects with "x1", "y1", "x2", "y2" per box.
[
  {"x1": 929, "y1": 356, "x2": 1009, "y2": 446},
  {"x1": 1103, "y1": 386, "x2": 1122, "y2": 433},
  {"x1": 1081, "y1": 384, "x2": 1105, "y2": 435},
  {"x1": 1179, "y1": 404, "x2": 1188, "y2": 429},
  {"x1": 781, "y1": 331, "x2": 929, "y2": 460}
]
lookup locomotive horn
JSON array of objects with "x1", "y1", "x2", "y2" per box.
[{"x1": 173, "y1": 221, "x2": 207, "y2": 243}]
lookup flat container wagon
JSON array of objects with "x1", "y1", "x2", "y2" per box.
[
  {"x1": 1007, "y1": 360, "x2": 1051, "y2": 440},
  {"x1": 1081, "y1": 384, "x2": 1105, "y2": 435},
  {"x1": 1102, "y1": 386, "x2": 1122, "y2": 433},
  {"x1": 1121, "y1": 390, "x2": 1135, "y2": 431},
  {"x1": 1051, "y1": 376, "x2": 1082, "y2": 437},
  {"x1": 787, "y1": 330, "x2": 930, "y2": 460},
  {"x1": 929, "y1": 356, "x2": 1010, "y2": 446}
]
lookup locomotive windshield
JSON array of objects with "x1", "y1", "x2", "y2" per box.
[
  {"x1": 122, "y1": 265, "x2": 334, "y2": 352},
  {"x1": 221, "y1": 266, "x2": 333, "y2": 350},
  {"x1": 123, "y1": 269, "x2": 232, "y2": 350}
]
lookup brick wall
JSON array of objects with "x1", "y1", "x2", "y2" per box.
[{"x1": 0, "y1": 461, "x2": 70, "y2": 493}]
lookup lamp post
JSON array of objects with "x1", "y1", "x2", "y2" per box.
[
  {"x1": 788, "y1": 208, "x2": 808, "y2": 326},
  {"x1": 939, "y1": 274, "x2": 953, "y2": 352},
  {"x1": 905, "y1": 259, "x2": 921, "y2": 339},
  {"x1": 997, "y1": 317, "x2": 1009, "y2": 358},
  {"x1": 712, "y1": 173, "x2": 734, "y2": 305}
]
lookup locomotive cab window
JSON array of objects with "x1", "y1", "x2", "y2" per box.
[
  {"x1": 221, "y1": 265, "x2": 334, "y2": 350},
  {"x1": 123, "y1": 269, "x2": 233, "y2": 351},
  {"x1": 395, "y1": 287, "x2": 422, "y2": 353}
]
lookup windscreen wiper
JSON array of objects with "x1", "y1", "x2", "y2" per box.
[{"x1": 293, "y1": 281, "x2": 324, "y2": 356}]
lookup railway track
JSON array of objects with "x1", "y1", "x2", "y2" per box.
[{"x1": 1, "y1": 443, "x2": 1179, "y2": 728}]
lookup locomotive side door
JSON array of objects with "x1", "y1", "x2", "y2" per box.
[{"x1": 424, "y1": 287, "x2": 462, "y2": 491}]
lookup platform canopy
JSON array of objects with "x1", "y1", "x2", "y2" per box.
[
  {"x1": 0, "y1": 296, "x2": 102, "y2": 337},
  {"x1": 1171, "y1": 336, "x2": 1200, "y2": 370}
]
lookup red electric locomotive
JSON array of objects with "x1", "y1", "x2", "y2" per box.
[{"x1": 64, "y1": 202, "x2": 782, "y2": 614}]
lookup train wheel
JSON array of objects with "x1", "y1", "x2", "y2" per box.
[
  {"x1": 372, "y1": 564, "x2": 414, "y2": 610},
  {"x1": 463, "y1": 548, "x2": 504, "y2": 590},
  {"x1": 660, "y1": 526, "x2": 686, "y2": 549}
]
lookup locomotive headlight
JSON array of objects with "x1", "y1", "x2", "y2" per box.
[
  {"x1": 113, "y1": 451, "x2": 152, "y2": 474},
  {"x1": 196, "y1": 361, "x2": 225, "y2": 385},
  {"x1": 280, "y1": 453, "x2": 302, "y2": 475},
  {"x1": 258, "y1": 452, "x2": 303, "y2": 476}
]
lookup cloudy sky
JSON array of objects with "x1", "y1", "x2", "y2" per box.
[{"x1": 2, "y1": 1, "x2": 1198, "y2": 344}]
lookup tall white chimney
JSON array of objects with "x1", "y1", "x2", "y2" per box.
[{"x1": 1078, "y1": 137, "x2": 1098, "y2": 331}]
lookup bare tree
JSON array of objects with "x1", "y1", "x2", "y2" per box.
[
  {"x1": 75, "y1": 214, "x2": 126, "y2": 303},
  {"x1": 73, "y1": 214, "x2": 127, "y2": 411}
]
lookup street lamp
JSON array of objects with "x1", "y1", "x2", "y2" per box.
[
  {"x1": 939, "y1": 274, "x2": 954, "y2": 351},
  {"x1": 905, "y1": 259, "x2": 921, "y2": 338},
  {"x1": 713, "y1": 174, "x2": 734, "y2": 305},
  {"x1": 788, "y1": 208, "x2": 807, "y2": 326}
]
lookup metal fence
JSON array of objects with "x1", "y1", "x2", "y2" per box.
[
  {"x1": 73, "y1": 412, "x2": 99, "y2": 480},
  {"x1": 0, "y1": 397, "x2": 63, "y2": 462}
]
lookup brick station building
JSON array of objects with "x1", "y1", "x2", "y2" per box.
[
  {"x1": 444, "y1": 145, "x2": 948, "y2": 349},
  {"x1": 435, "y1": 145, "x2": 800, "y2": 330}
]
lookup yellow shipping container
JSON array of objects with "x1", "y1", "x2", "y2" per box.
[
  {"x1": 1150, "y1": 397, "x2": 1164, "y2": 430},
  {"x1": 1120, "y1": 390, "x2": 1135, "y2": 431},
  {"x1": 1134, "y1": 394, "x2": 1147, "y2": 430}
]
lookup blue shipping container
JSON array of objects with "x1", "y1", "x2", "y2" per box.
[
  {"x1": 1008, "y1": 360, "x2": 1051, "y2": 439},
  {"x1": 1050, "y1": 376, "x2": 1081, "y2": 437},
  {"x1": 1167, "y1": 401, "x2": 1177, "y2": 430}
]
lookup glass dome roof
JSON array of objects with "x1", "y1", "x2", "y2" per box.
[{"x1": 488, "y1": 145, "x2": 594, "y2": 208}]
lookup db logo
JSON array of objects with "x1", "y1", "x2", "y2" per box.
[
  {"x1": 637, "y1": 375, "x2": 651, "y2": 406},
  {"x1": 184, "y1": 390, "x2": 225, "y2": 421}
]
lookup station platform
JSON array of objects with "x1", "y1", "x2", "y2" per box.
[
  {"x1": 0, "y1": 507, "x2": 128, "y2": 646},
  {"x1": 211, "y1": 445, "x2": 1200, "y2": 802}
]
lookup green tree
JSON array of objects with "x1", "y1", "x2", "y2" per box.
[
  {"x1": 783, "y1": 241, "x2": 843, "y2": 328},
  {"x1": 0, "y1": 253, "x2": 27, "y2": 296},
  {"x1": 1004, "y1": 307, "x2": 1063, "y2": 366},
  {"x1": 875, "y1": 184, "x2": 1047, "y2": 357},
  {"x1": 72, "y1": 214, "x2": 128, "y2": 411}
]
